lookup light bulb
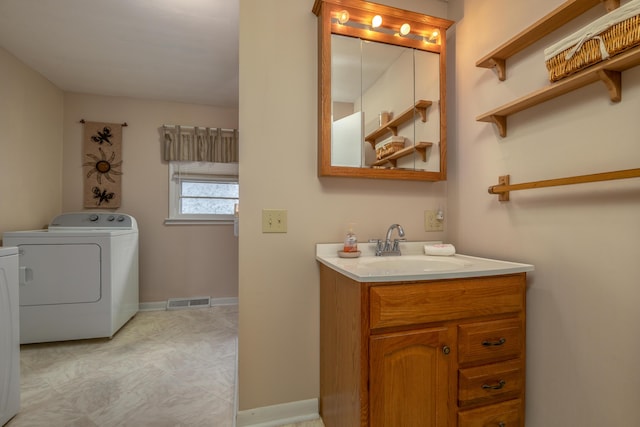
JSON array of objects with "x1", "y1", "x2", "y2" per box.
[
  {"x1": 371, "y1": 15, "x2": 382, "y2": 28},
  {"x1": 400, "y1": 23, "x2": 411, "y2": 36},
  {"x1": 424, "y1": 30, "x2": 440, "y2": 44},
  {"x1": 337, "y1": 10, "x2": 349, "y2": 25}
]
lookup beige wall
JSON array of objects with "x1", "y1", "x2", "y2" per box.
[
  {"x1": 62, "y1": 93, "x2": 239, "y2": 303},
  {"x1": 0, "y1": 47, "x2": 63, "y2": 237},
  {"x1": 449, "y1": 0, "x2": 640, "y2": 426},
  {"x1": 238, "y1": 0, "x2": 449, "y2": 410}
]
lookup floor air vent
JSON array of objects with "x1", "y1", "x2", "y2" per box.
[{"x1": 166, "y1": 297, "x2": 211, "y2": 310}]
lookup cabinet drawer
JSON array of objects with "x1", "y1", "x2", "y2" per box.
[
  {"x1": 458, "y1": 399, "x2": 522, "y2": 427},
  {"x1": 370, "y1": 274, "x2": 525, "y2": 330},
  {"x1": 458, "y1": 318, "x2": 523, "y2": 365},
  {"x1": 458, "y1": 359, "x2": 523, "y2": 407}
]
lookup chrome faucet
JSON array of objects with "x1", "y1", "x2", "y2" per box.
[{"x1": 371, "y1": 224, "x2": 406, "y2": 256}]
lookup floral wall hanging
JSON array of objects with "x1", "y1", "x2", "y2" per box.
[{"x1": 81, "y1": 120, "x2": 126, "y2": 208}]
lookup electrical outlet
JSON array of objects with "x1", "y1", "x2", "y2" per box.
[
  {"x1": 262, "y1": 209, "x2": 287, "y2": 233},
  {"x1": 424, "y1": 210, "x2": 444, "y2": 232}
]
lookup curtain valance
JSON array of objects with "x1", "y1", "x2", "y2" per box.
[{"x1": 163, "y1": 125, "x2": 239, "y2": 163}]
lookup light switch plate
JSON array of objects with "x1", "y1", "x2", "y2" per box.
[
  {"x1": 262, "y1": 209, "x2": 287, "y2": 233},
  {"x1": 424, "y1": 210, "x2": 444, "y2": 232}
]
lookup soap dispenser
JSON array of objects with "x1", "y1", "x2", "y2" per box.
[{"x1": 343, "y1": 223, "x2": 358, "y2": 253}]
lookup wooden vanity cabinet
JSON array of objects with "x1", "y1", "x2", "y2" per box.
[{"x1": 319, "y1": 264, "x2": 527, "y2": 427}]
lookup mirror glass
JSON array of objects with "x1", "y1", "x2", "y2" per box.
[{"x1": 331, "y1": 35, "x2": 441, "y2": 172}]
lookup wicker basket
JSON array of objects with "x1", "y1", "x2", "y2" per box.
[
  {"x1": 375, "y1": 136, "x2": 405, "y2": 160},
  {"x1": 545, "y1": 7, "x2": 640, "y2": 82}
]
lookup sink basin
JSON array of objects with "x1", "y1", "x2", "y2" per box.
[
  {"x1": 356, "y1": 255, "x2": 472, "y2": 275},
  {"x1": 316, "y1": 242, "x2": 534, "y2": 282}
]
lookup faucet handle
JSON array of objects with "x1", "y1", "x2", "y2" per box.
[
  {"x1": 369, "y1": 239, "x2": 384, "y2": 255},
  {"x1": 392, "y1": 238, "x2": 406, "y2": 251}
]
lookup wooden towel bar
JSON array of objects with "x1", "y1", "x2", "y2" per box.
[{"x1": 488, "y1": 168, "x2": 640, "y2": 201}]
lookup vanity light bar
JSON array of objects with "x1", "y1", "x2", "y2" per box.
[
  {"x1": 322, "y1": 0, "x2": 453, "y2": 53},
  {"x1": 331, "y1": 14, "x2": 438, "y2": 43}
]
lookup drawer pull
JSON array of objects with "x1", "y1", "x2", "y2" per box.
[
  {"x1": 442, "y1": 345, "x2": 451, "y2": 355},
  {"x1": 482, "y1": 337, "x2": 506, "y2": 346},
  {"x1": 498, "y1": 423, "x2": 506, "y2": 427},
  {"x1": 482, "y1": 379, "x2": 506, "y2": 390}
]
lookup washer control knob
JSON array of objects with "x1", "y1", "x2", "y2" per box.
[
  {"x1": 117, "y1": 216, "x2": 125, "y2": 222},
  {"x1": 107, "y1": 215, "x2": 115, "y2": 221},
  {"x1": 89, "y1": 214, "x2": 99, "y2": 222}
]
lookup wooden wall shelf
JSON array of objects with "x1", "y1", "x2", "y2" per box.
[
  {"x1": 477, "y1": 44, "x2": 640, "y2": 137},
  {"x1": 370, "y1": 142, "x2": 433, "y2": 168},
  {"x1": 365, "y1": 100, "x2": 432, "y2": 147},
  {"x1": 476, "y1": 0, "x2": 617, "y2": 81}
]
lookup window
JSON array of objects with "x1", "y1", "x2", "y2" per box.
[{"x1": 166, "y1": 161, "x2": 239, "y2": 224}]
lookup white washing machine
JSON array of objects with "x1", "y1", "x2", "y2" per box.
[
  {"x1": 0, "y1": 246, "x2": 20, "y2": 426},
  {"x1": 3, "y1": 212, "x2": 139, "y2": 344}
]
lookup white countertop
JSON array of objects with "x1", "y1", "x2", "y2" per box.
[{"x1": 316, "y1": 242, "x2": 534, "y2": 283}]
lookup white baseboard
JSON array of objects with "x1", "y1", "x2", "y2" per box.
[
  {"x1": 138, "y1": 301, "x2": 166, "y2": 311},
  {"x1": 211, "y1": 297, "x2": 238, "y2": 306},
  {"x1": 236, "y1": 399, "x2": 319, "y2": 427}
]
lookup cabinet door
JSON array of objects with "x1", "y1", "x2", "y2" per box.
[{"x1": 370, "y1": 327, "x2": 454, "y2": 427}]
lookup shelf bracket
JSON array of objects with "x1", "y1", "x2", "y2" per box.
[
  {"x1": 415, "y1": 142, "x2": 430, "y2": 162},
  {"x1": 415, "y1": 104, "x2": 429, "y2": 122},
  {"x1": 488, "y1": 175, "x2": 511, "y2": 201},
  {"x1": 597, "y1": 69, "x2": 622, "y2": 102},
  {"x1": 487, "y1": 115, "x2": 507, "y2": 138},
  {"x1": 490, "y1": 58, "x2": 506, "y2": 81}
]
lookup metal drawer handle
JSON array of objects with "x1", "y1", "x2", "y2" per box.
[
  {"x1": 482, "y1": 379, "x2": 506, "y2": 390},
  {"x1": 498, "y1": 423, "x2": 506, "y2": 427},
  {"x1": 482, "y1": 337, "x2": 506, "y2": 346}
]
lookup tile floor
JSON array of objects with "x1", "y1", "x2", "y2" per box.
[{"x1": 6, "y1": 305, "x2": 239, "y2": 427}]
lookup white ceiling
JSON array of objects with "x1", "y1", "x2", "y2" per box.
[{"x1": 0, "y1": 0, "x2": 239, "y2": 108}]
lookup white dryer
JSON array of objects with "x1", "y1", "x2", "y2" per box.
[
  {"x1": 3, "y1": 212, "x2": 139, "y2": 344},
  {"x1": 0, "y1": 246, "x2": 19, "y2": 426}
]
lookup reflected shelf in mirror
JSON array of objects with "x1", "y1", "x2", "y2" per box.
[
  {"x1": 365, "y1": 99, "x2": 433, "y2": 147},
  {"x1": 371, "y1": 142, "x2": 433, "y2": 168}
]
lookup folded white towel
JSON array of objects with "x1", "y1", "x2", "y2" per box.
[{"x1": 424, "y1": 243, "x2": 456, "y2": 256}]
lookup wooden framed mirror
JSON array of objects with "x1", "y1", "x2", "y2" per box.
[{"x1": 312, "y1": 0, "x2": 453, "y2": 181}]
